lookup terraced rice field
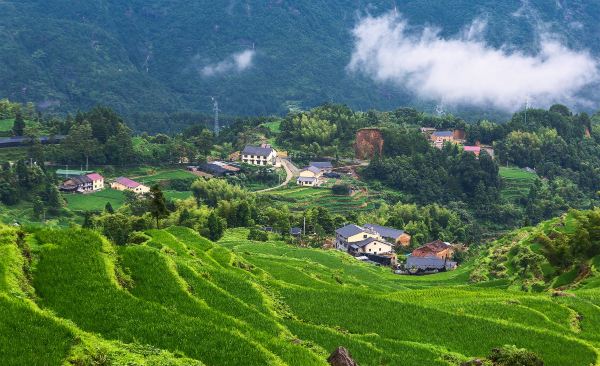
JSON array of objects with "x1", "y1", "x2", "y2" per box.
[
  {"x1": 500, "y1": 167, "x2": 538, "y2": 202},
  {"x1": 268, "y1": 186, "x2": 380, "y2": 214},
  {"x1": 2, "y1": 224, "x2": 599, "y2": 365}
]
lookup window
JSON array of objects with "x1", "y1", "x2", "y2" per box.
[
  {"x1": 368, "y1": 249, "x2": 371, "y2": 252},
  {"x1": 363, "y1": 234, "x2": 367, "y2": 238}
]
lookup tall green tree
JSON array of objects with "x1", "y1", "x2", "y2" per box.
[
  {"x1": 12, "y1": 112, "x2": 25, "y2": 136},
  {"x1": 207, "y1": 210, "x2": 225, "y2": 241},
  {"x1": 148, "y1": 185, "x2": 168, "y2": 228}
]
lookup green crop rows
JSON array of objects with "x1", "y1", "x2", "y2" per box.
[{"x1": 1, "y1": 224, "x2": 599, "y2": 365}]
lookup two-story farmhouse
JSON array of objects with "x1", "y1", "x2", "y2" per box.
[
  {"x1": 431, "y1": 131, "x2": 454, "y2": 148},
  {"x1": 241, "y1": 144, "x2": 277, "y2": 166},
  {"x1": 297, "y1": 166, "x2": 323, "y2": 187},
  {"x1": 335, "y1": 224, "x2": 379, "y2": 251},
  {"x1": 59, "y1": 173, "x2": 104, "y2": 193}
]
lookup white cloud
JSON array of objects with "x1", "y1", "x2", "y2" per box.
[
  {"x1": 201, "y1": 49, "x2": 256, "y2": 77},
  {"x1": 348, "y1": 13, "x2": 599, "y2": 111}
]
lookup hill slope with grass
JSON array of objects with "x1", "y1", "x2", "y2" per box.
[
  {"x1": 2, "y1": 223, "x2": 600, "y2": 365},
  {"x1": 471, "y1": 209, "x2": 600, "y2": 292}
]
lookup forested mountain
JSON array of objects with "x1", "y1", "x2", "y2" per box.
[{"x1": 2, "y1": 0, "x2": 599, "y2": 127}]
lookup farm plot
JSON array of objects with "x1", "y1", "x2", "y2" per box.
[
  {"x1": 268, "y1": 186, "x2": 380, "y2": 214},
  {"x1": 500, "y1": 167, "x2": 537, "y2": 202}
]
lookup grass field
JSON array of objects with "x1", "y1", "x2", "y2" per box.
[
  {"x1": 499, "y1": 167, "x2": 537, "y2": 202},
  {"x1": 135, "y1": 169, "x2": 197, "y2": 185},
  {"x1": 64, "y1": 188, "x2": 192, "y2": 211},
  {"x1": 2, "y1": 222, "x2": 600, "y2": 365},
  {"x1": 0, "y1": 118, "x2": 14, "y2": 132},
  {"x1": 262, "y1": 121, "x2": 281, "y2": 133}
]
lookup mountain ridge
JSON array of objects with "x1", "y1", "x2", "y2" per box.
[{"x1": 1, "y1": 1, "x2": 599, "y2": 121}]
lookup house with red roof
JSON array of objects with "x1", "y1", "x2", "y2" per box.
[
  {"x1": 463, "y1": 146, "x2": 481, "y2": 157},
  {"x1": 411, "y1": 240, "x2": 454, "y2": 260},
  {"x1": 111, "y1": 177, "x2": 150, "y2": 194},
  {"x1": 86, "y1": 173, "x2": 104, "y2": 191}
]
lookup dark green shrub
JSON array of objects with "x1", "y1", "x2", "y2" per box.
[
  {"x1": 488, "y1": 345, "x2": 544, "y2": 366},
  {"x1": 331, "y1": 184, "x2": 351, "y2": 196},
  {"x1": 248, "y1": 228, "x2": 268, "y2": 242}
]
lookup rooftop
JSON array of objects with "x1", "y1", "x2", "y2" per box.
[
  {"x1": 304, "y1": 166, "x2": 322, "y2": 174},
  {"x1": 463, "y1": 146, "x2": 481, "y2": 152},
  {"x1": 350, "y1": 237, "x2": 392, "y2": 249},
  {"x1": 415, "y1": 240, "x2": 453, "y2": 253},
  {"x1": 432, "y1": 131, "x2": 453, "y2": 137},
  {"x1": 86, "y1": 173, "x2": 104, "y2": 181},
  {"x1": 335, "y1": 224, "x2": 366, "y2": 238},
  {"x1": 363, "y1": 224, "x2": 405, "y2": 239},
  {"x1": 242, "y1": 145, "x2": 275, "y2": 157},
  {"x1": 114, "y1": 177, "x2": 142, "y2": 189},
  {"x1": 309, "y1": 161, "x2": 333, "y2": 169}
]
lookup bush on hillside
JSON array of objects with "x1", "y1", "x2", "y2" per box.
[
  {"x1": 331, "y1": 184, "x2": 351, "y2": 196},
  {"x1": 248, "y1": 228, "x2": 268, "y2": 242},
  {"x1": 488, "y1": 345, "x2": 544, "y2": 366},
  {"x1": 129, "y1": 231, "x2": 151, "y2": 245}
]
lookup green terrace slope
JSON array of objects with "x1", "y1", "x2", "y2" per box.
[
  {"x1": 471, "y1": 209, "x2": 600, "y2": 292},
  {"x1": 1, "y1": 224, "x2": 600, "y2": 365}
]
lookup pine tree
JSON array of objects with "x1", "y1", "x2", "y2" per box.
[
  {"x1": 148, "y1": 185, "x2": 168, "y2": 228},
  {"x1": 105, "y1": 202, "x2": 114, "y2": 214},
  {"x1": 207, "y1": 211, "x2": 224, "y2": 241},
  {"x1": 12, "y1": 112, "x2": 26, "y2": 136}
]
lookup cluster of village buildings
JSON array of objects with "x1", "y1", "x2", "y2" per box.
[
  {"x1": 335, "y1": 223, "x2": 457, "y2": 273},
  {"x1": 421, "y1": 128, "x2": 494, "y2": 158},
  {"x1": 58, "y1": 171, "x2": 150, "y2": 194}
]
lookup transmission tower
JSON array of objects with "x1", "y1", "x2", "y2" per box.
[{"x1": 211, "y1": 97, "x2": 220, "y2": 136}]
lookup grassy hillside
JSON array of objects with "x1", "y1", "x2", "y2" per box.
[
  {"x1": 2, "y1": 1, "x2": 599, "y2": 124},
  {"x1": 471, "y1": 209, "x2": 600, "y2": 292},
  {"x1": 2, "y1": 221, "x2": 600, "y2": 364}
]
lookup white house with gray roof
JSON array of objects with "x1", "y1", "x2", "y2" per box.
[
  {"x1": 335, "y1": 224, "x2": 380, "y2": 251},
  {"x1": 241, "y1": 144, "x2": 277, "y2": 166},
  {"x1": 297, "y1": 165, "x2": 323, "y2": 186},
  {"x1": 363, "y1": 224, "x2": 411, "y2": 246},
  {"x1": 347, "y1": 237, "x2": 393, "y2": 255},
  {"x1": 335, "y1": 223, "x2": 409, "y2": 252}
]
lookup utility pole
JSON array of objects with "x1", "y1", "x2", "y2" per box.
[
  {"x1": 303, "y1": 216, "x2": 306, "y2": 235},
  {"x1": 211, "y1": 97, "x2": 220, "y2": 137}
]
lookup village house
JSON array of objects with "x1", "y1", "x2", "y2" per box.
[
  {"x1": 309, "y1": 161, "x2": 333, "y2": 173},
  {"x1": 463, "y1": 145, "x2": 481, "y2": 157},
  {"x1": 111, "y1": 177, "x2": 150, "y2": 194},
  {"x1": 335, "y1": 224, "x2": 380, "y2": 251},
  {"x1": 59, "y1": 173, "x2": 104, "y2": 193},
  {"x1": 405, "y1": 256, "x2": 457, "y2": 272},
  {"x1": 297, "y1": 166, "x2": 323, "y2": 187},
  {"x1": 347, "y1": 237, "x2": 394, "y2": 256},
  {"x1": 431, "y1": 131, "x2": 454, "y2": 148},
  {"x1": 86, "y1": 173, "x2": 105, "y2": 191},
  {"x1": 411, "y1": 240, "x2": 454, "y2": 260},
  {"x1": 363, "y1": 224, "x2": 411, "y2": 246},
  {"x1": 241, "y1": 144, "x2": 278, "y2": 166}
]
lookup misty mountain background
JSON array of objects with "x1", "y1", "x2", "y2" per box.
[{"x1": 1, "y1": 0, "x2": 599, "y2": 130}]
